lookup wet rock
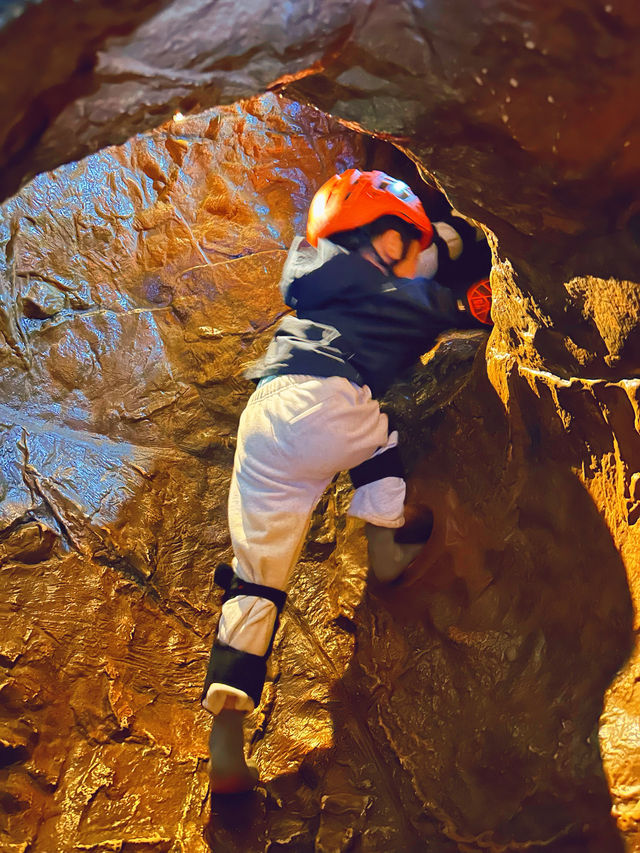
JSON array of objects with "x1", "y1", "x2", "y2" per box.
[
  {"x1": 1, "y1": 2, "x2": 639, "y2": 250},
  {"x1": 0, "y1": 522, "x2": 57, "y2": 565},
  {"x1": 0, "y1": 3, "x2": 639, "y2": 850},
  {"x1": 2, "y1": 0, "x2": 639, "y2": 386},
  {"x1": 0, "y1": 94, "x2": 365, "y2": 852},
  {"x1": 21, "y1": 281, "x2": 66, "y2": 320}
]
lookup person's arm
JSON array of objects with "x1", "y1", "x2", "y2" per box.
[
  {"x1": 414, "y1": 276, "x2": 493, "y2": 329},
  {"x1": 416, "y1": 213, "x2": 491, "y2": 287}
]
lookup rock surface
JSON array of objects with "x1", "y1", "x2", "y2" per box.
[
  {"x1": 0, "y1": 95, "x2": 368, "y2": 852},
  {"x1": 2, "y1": 3, "x2": 640, "y2": 246},
  {"x1": 0, "y1": 1, "x2": 639, "y2": 851}
]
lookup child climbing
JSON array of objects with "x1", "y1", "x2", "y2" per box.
[{"x1": 201, "y1": 169, "x2": 493, "y2": 792}]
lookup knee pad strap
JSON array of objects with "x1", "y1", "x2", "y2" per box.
[
  {"x1": 205, "y1": 564, "x2": 287, "y2": 710},
  {"x1": 215, "y1": 562, "x2": 287, "y2": 611},
  {"x1": 349, "y1": 444, "x2": 405, "y2": 489}
]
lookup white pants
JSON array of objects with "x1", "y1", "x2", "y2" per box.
[{"x1": 204, "y1": 374, "x2": 405, "y2": 714}]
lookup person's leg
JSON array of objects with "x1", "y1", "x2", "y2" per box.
[
  {"x1": 204, "y1": 376, "x2": 409, "y2": 788},
  {"x1": 208, "y1": 707, "x2": 259, "y2": 794},
  {"x1": 363, "y1": 523, "x2": 426, "y2": 582},
  {"x1": 206, "y1": 377, "x2": 380, "y2": 788},
  {"x1": 207, "y1": 464, "x2": 326, "y2": 790},
  {"x1": 347, "y1": 430, "x2": 432, "y2": 581}
]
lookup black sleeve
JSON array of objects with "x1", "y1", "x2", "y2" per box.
[
  {"x1": 413, "y1": 277, "x2": 463, "y2": 323},
  {"x1": 409, "y1": 277, "x2": 487, "y2": 331}
]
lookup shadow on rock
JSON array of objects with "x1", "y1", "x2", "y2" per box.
[
  {"x1": 205, "y1": 788, "x2": 268, "y2": 851},
  {"x1": 319, "y1": 354, "x2": 634, "y2": 850}
]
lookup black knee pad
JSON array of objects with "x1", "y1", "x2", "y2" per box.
[
  {"x1": 201, "y1": 641, "x2": 267, "y2": 709},
  {"x1": 349, "y1": 444, "x2": 405, "y2": 489},
  {"x1": 202, "y1": 564, "x2": 289, "y2": 710}
]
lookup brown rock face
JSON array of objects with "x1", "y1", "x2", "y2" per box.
[
  {"x1": 0, "y1": 95, "x2": 367, "y2": 851},
  {"x1": 3, "y1": 3, "x2": 640, "y2": 243},
  {"x1": 1, "y1": 2, "x2": 639, "y2": 851}
]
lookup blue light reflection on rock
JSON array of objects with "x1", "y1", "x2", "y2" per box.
[
  {"x1": 0, "y1": 414, "x2": 162, "y2": 550},
  {"x1": 0, "y1": 90, "x2": 370, "y2": 852},
  {"x1": 0, "y1": 91, "x2": 363, "y2": 548}
]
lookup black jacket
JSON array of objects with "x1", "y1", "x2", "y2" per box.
[{"x1": 247, "y1": 238, "x2": 476, "y2": 398}]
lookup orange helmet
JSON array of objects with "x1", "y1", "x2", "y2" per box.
[
  {"x1": 466, "y1": 278, "x2": 493, "y2": 325},
  {"x1": 306, "y1": 169, "x2": 434, "y2": 250}
]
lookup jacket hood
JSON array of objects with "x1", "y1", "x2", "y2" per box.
[{"x1": 279, "y1": 236, "x2": 347, "y2": 307}]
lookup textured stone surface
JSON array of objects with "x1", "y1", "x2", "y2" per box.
[
  {"x1": 1, "y1": 1, "x2": 640, "y2": 851},
  {"x1": 0, "y1": 94, "x2": 366, "y2": 852},
  {"x1": 2, "y1": 2, "x2": 639, "y2": 247},
  {"x1": 2, "y1": 0, "x2": 640, "y2": 373},
  {"x1": 387, "y1": 345, "x2": 638, "y2": 851}
]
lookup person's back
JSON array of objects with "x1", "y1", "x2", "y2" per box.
[
  {"x1": 201, "y1": 169, "x2": 493, "y2": 793},
  {"x1": 252, "y1": 236, "x2": 478, "y2": 397}
]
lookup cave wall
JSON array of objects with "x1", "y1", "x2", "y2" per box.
[
  {"x1": 2, "y1": 2, "x2": 639, "y2": 375},
  {"x1": 3, "y1": 3, "x2": 640, "y2": 244},
  {"x1": 0, "y1": 95, "x2": 368, "y2": 851},
  {"x1": 1, "y1": 1, "x2": 640, "y2": 851}
]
